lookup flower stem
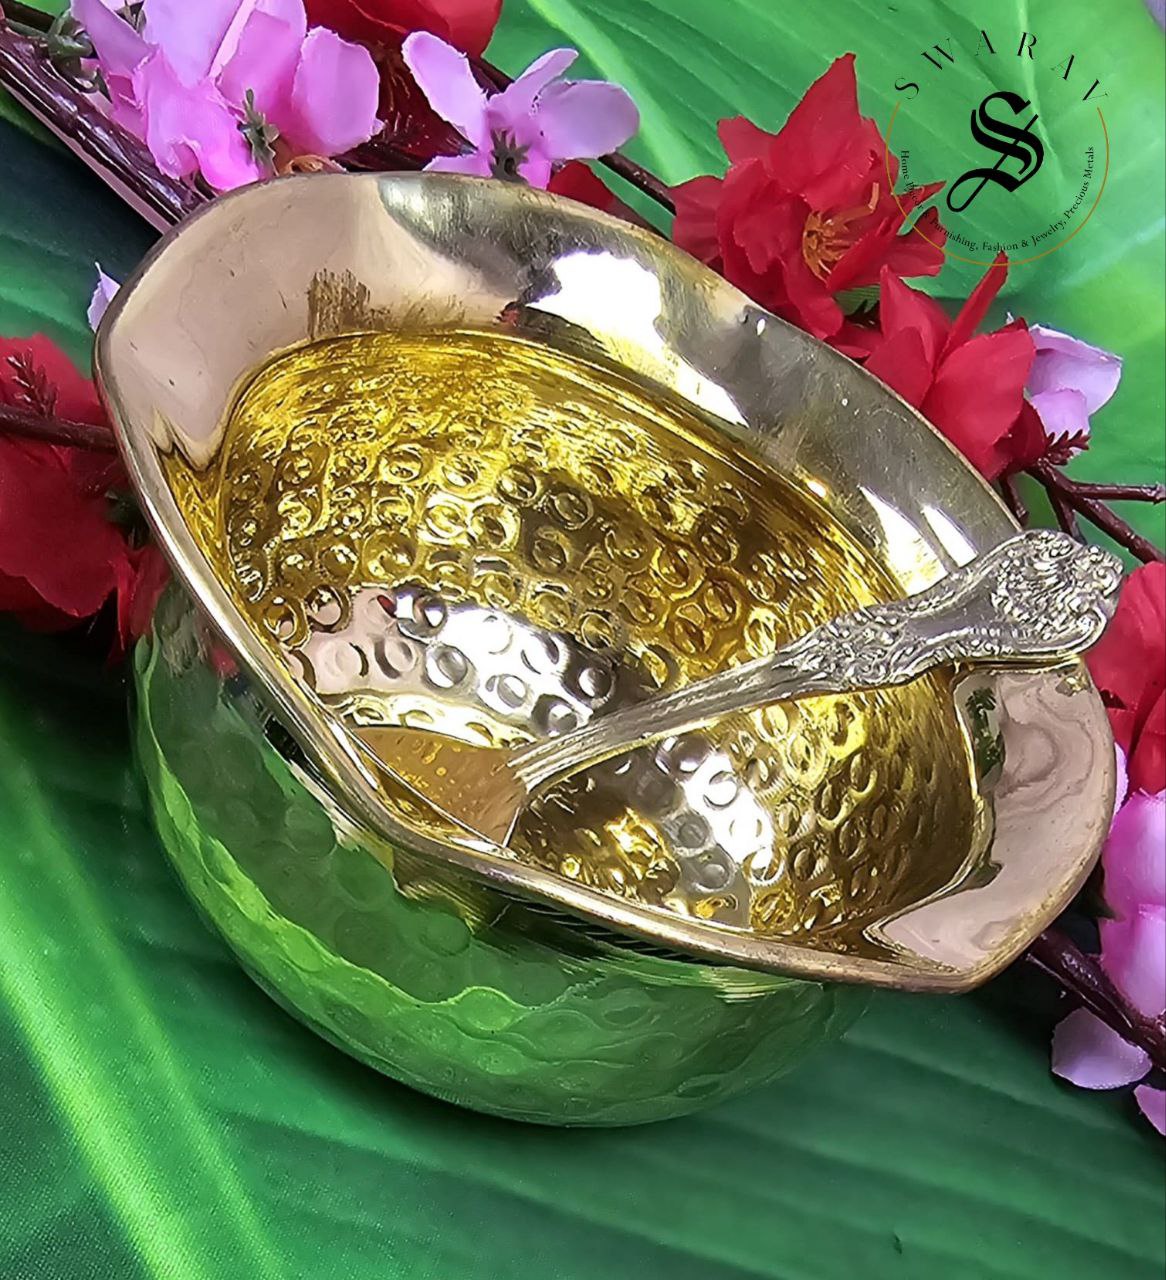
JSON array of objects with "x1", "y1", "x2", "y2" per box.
[
  {"x1": 1029, "y1": 461, "x2": 1165, "y2": 565},
  {"x1": 0, "y1": 401, "x2": 118, "y2": 450},
  {"x1": 0, "y1": 19, "x2": 205, "y2": 231},
  {"x1": 1028, "y1": 929, "x2": 1166, "y2": 1073}
]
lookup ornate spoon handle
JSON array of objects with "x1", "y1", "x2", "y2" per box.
[{"x1": 512, "y1": 530, "x2": 1123, "y2": 792}]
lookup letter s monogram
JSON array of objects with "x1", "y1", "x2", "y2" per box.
[{"x1": 946, "y1": 90, "x2": 1045, "y2": 212}]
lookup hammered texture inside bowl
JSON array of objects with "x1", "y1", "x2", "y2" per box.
[{"x1": 164, "y1": 329, "x2": 979, "y2": 953}]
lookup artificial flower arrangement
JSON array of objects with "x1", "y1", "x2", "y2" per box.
[{"x1": 0, "y1": 0, "x2": 1162, "y2": 1132}]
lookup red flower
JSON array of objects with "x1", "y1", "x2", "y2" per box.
[
  {"x1": 0, "y1": 335, "x2": 167, "y2": 649},
  {"x1": 671, "y1": 54, "x2": 945, "y2": 346},
  {"x1": 305, "y1": 0, "x2": 500, "y2": 57},
  {"x1": 1088, "y1": 562, "x2": 1166, "y2": 795},
  {"x1": 858, "y1": 254, "x2": 1039, "y2": 479},
  {"x1": 548, "y1": 161, "x2": 619, "y2": 214}
]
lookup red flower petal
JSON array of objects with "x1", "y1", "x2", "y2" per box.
[
  {"x1": 874, "y1": 268, "x2": 949, "y2": 368},
  {"x1": 769, "y1": 54, "x2": 867, "y2": 197},
  {"x1": 671, "y1": 173, "x2": 725, "y2": 270},
  {"x1": 943, "y1": 251, "x2": 1009, "y2": 359},
  {"x1": 863, "y1": 326, "x2": 934, "y2": 408},
  {"x1": 1129, "y1": 688, "x2": 1166, "y2": 795},
  {"x1": 0, "y1": 438, "x2": 128, "y2": 619},
  {"x1": 305, "y1": 0, "x2": 500, "y2": 57},
  {"x1": 115, "y1": 541, "x2": 171, "y2": 656},
  {"x1": 716, "y1": 116, "x2": 772, "y2": 165},
  {"x1": 1088, "y1": 562, "x2": 1166, "y2": 782},
  {"x1": 547, "y1": 161, "x2": 618, "y2": 213},
  {"x1": 874, "y1": 196, "x2": 946, "y2": 281},
  {"x1": 923, "y1": 326, "x2": 1035, "y2": 479}
]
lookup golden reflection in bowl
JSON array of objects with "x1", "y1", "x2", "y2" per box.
[{"x1": 164, "y1": 328, "x2": 980, "y2": 950}]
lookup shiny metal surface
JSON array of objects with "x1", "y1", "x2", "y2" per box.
[
  {"x1": 97, "y1": 172, "x2": 1116, "y2": 994},
  {"x1": 134, "y1": 583, "x2": 865, "y2": 1126}
]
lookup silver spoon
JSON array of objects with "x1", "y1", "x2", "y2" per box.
[{"x1": 353, "y1": 530, "x2": 1122, "y2": 847}]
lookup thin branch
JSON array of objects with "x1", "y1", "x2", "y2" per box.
[
  {"x1": 1062, "y1": 480, "x2": 1166, "y2": 502},
  {"x1": 1046, "y1": 483, "x2": 1083, "y2": 540},
  {"x1": 0, "y1": 401, "x2": 118, "y2": 450},
  {"x1": 1030, "y1": 461, "x2": 1165, "y2": 564},
  {"x1": 998, "y1": 472, "x2": 1029, "y2": 524},
  {"x1": 0, "y1": 21, "x2": 203, "y2": 230},
  {"x1": 1028, "y1": 929, "x2": 1166, "y2": 1073}
]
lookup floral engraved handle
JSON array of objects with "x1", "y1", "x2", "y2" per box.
[
  {"x1": 512, "y1": 530, "x2": 1124, "y2": 792},
  {"x1": 778, "y1": 529, "x2": 1124, "y2": 690}
]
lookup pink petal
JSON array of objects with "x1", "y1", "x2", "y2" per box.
[
  {"x1": 1101, "y1": 905, "x2": 1166, "y2": 1019},
  {"x1": 1052, "y1": 1008, "x2": 1150, "y2": 1088},
  {"x1": 1104, "y1": 790, "x2": 1166, "y2": 915},
  {"x1": 424, "y1": 152, "x2": 493, "y2": 177},
  {"x1": 1028, "y1": 323, "x2": 1122, "y2": 415},
  {"x1": 533, "y1": 80, "x2": 639, "y2": 160},
  {"x1": 402, "y1": 31, "x2": 488, "y2": 150},
  {"x1": 72, "y1": 0, "x2": 148, "y2": 78},
  {"x1": 211, "y1": 0, "x2": 304, "y2": 77},
  {"x1": 134, "y1": 54, "x2": 260, "y2": 189},
  {"x1": 87, "y1": 265, "x2": 120, "y2": 331},
  {"x1": 142, "y1": 0, "x2": 243, "y2": 85},
  {"x1": 494, "y1": 48, "x2": 577, "y2": 119},
  {"x1": 214, "y1": 4, "x2": 304, "y2": 120},
  {"x1": 284, "y1": 28, "x2": 380, "y2": 157},
  {"x1": 516, "y1": 150, "x2": 553, "y2": 188},
  {"x1": 1135, "y1": 1085, "x2": 1166, "y2": 1135},
  {"x1": 1030, "y1": 387, "x2": 1091, "y2": 442}
]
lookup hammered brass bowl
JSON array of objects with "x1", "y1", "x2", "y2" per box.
[{"x1": 98, "y1": 173, "x2": 1115, "y2": 1125}]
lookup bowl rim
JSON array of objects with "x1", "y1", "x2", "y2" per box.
[{"x1": 96, "y1": 171, "x2": 1115, "y2": 992}]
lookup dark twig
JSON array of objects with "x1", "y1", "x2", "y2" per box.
[
  {"x1": 1030, "y1": 460, "x2": 1165, "y2": 564},
  {"x1": 0, "y1": 400, "x2": 118, "y2": 451},
  {"x1": 1060, "y1": 480, "x2": 1166, "y2": 502},
  {"x1": 998, "y1": 473, "x2": 1029, "y2": 525},
  {"x1": 1028, "y1": 929, "x2": 1166, "y2": 1073},
  {"x1": 1045, "y1": 482, "x2": 1083, "y2": 540},
  {"x1": 0, "y1": 20, "x2": 204, "y2": 230}
]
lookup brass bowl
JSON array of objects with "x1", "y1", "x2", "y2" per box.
[{"x1": 99, "y1": 174, "x2": 1114, "y2": 1124}]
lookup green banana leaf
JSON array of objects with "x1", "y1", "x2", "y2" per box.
[{"x1": 0, "y1": 2, "x2": 1163, "y2": 1278}]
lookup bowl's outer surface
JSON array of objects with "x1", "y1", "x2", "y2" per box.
[
  {"x1": 135, "y1": 585, "x2": 866, "y2": 1125},
  {"x1": 101, "y1": 172, "x2": 1115, "y2": 1120}
]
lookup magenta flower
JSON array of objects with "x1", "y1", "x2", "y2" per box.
[
  {"x1": 1053, "y1": 779, "x2": 1166, "y2": 1135},
  {"x1": 87, "y1": 264, "x2": 120, "y2": 331},
  {"x1": 72, "y1": 0, "x2": 381, "y2": 190},
  {"x1": 401, "y1": 31, "x2": 639, "y2": 187},
  {"x1": 1026, "y1": 323, "x2": 1122, "y2": 455}
]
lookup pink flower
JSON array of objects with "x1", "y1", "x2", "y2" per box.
[
  {"x1": 1053, "y1": 787, "x2": 1166, "y2": 1135},
  {"x1": 1026, "y1": 323, "x2": 1122, "y2": 458},
  {"x1": 401, "y1": 31, "x2": 639, "y2": 187},
  {"x1": 72, "y1": 0, "x2": 381, "y2": 189},
  {"x1": 87, "y1": 264, "x2": 120, "y2": 330}
]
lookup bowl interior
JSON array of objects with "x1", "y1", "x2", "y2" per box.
[
  {"x1": 165, "y1": 325, "x2": 983, "y2": 949},
  {"x1": 98, "y1": 173, "x2": 1115, "y2": 989}
]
